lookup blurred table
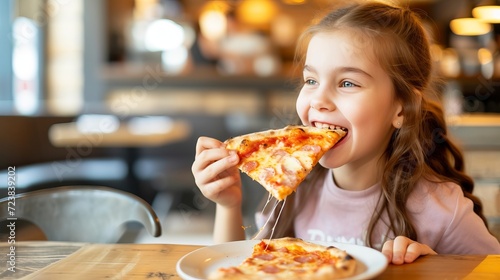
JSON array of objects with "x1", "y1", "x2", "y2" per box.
[
  {"x1": 447, "y1": 113, "x2": 500, "y2": 149},
  {"x1": 48, "y1": 116, "x2": 191, "y2": 194},
  {"x1": 1, "y1": 241, "x2": 499, "y2": 279},
  {"x1": 48, "y1": 116, "x2": 190, "y2": 147}
]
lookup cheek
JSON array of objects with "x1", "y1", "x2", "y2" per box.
[
  {"x1": 343, "y1": 96, "x2": 389, "y2": 126},
  {"x1": 338, "y1": 100, "x2": 366, "y2": 125},
  {"x1": 345, "y1": 98, "x2": 396, "y2": 143},
  {"x1": 349, "y1": 106, "x2": 374, "y2": 126}
]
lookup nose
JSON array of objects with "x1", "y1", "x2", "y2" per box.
[{"x1": 310, "y1": 96, "x2": 336, "y2": 112}]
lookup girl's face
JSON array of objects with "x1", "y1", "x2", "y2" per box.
[{"x1": 296, "y1": 31, "x2": 402, "y2": 171}]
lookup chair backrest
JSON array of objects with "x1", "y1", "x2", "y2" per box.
[{"x1": 0, "y1": 186, "x2": 161, "y2": 243}]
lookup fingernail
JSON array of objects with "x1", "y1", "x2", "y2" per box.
[{"x1": 228, "y1": 153, "x2": 238, "y2": 163}]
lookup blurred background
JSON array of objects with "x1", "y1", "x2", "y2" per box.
[{"x1": 0, "y1": 0, "x2": 499, "y2": 243}]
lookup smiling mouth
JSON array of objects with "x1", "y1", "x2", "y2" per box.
[{"x1": 312, "y1": 122, "x2": 348, "y2": 133}]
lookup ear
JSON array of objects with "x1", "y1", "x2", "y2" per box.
[{"x1": 392, "y1": 100, "x2": 404, "y2": 129}]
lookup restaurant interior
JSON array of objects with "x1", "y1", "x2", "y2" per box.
[{"x1": 0, "y1": 0, "x2": 499, "y2": 246}]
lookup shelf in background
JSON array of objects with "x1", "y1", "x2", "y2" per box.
[{"x1": 101, "y1": 63, "x2": 300, "y2": 91}]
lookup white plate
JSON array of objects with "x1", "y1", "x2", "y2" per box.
[{"x1": 176, "y1": 240, "x2": 388, "y2": 280}]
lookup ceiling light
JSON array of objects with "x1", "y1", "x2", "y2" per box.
[
  {"x1": 473, "y1": 5, "x2": 500, "y2": 23},
  {"x1": 282, "y1": 0, "x2": 306, "y2": 4},
  {"x1": 237, "y1": 0, "x2": 278, "y2": 27},
  {"x1": 450, "y1": 18, "x2": 492, "y2": 36},
  {"x1": 199, "y1": 10, "x2": 227, "y2": 41},
  {"x1": 144, "y1": 19, "x2": 185, "y2": 51}
]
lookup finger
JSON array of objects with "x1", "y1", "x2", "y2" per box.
[
  {"x1": 404, "y1": 243, "x2": 437, "y2": 263},
  {"x1": 193, "y1": 136, "x2": 237, "y2": 175},
  {"x1": 391, "y1": 236, "x2": 412, "y2": 265},
  {"x1": 193, "y1": 147, "x2": 231, "y2": 173},
  {"x1": 198, "y1": 175, "x2": 238, "y2": 198},
  {"x1": 381, "y1": 240, "x2": 394, "y2": 262},
  {"x1": 403, "y1": 242, "x2": 422, "y2": 263},
  {"x1": 195, "y1": 136, "x2": 224, "y2": 156},
  {"x1": 194, "y1": 151, "x2": 239, "y2": 186},
  {"x1": 203, "y1": 152, "x2": 239, "y2": 182}
]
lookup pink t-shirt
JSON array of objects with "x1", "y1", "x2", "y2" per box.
[{"x1": 260, "y1": 170, "x2": 500, "y2": 254}]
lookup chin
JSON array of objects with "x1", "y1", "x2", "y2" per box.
[{"x1": 319, "y1": 156, "x2": 343, "y2": 169}]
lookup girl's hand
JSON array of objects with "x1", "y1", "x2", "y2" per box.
[
  {"x1": 381, "y1": 236, "x2": 437, "y2": 264},
  {"x1": 192, "y1": 136, "x2": 242, "y2": 208}
]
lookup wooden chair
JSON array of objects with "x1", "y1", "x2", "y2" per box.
[{"x1": 0, "y1": 186, "x2": 162, "y2": 243}]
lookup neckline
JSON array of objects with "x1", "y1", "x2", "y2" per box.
[{"x1": 325, "y1": 169, "x2": 381, "y2": 198}]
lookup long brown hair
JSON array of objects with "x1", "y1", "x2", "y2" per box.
[{"x1": 256, "y1": 0, "x2": 487, "y2": 247}]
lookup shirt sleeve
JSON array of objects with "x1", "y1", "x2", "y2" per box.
[{"x1": 433, "y1": 185, "x2": 500, "y2": 254}]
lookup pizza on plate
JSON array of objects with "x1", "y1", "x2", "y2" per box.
[
  {"x1": 208, "y1": 237, "x2": 357, "y2": 279},
  {"x1": 224, "y1": 125, "x2": 346, "y2": 201}
]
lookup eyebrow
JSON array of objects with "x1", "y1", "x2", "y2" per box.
[{"x1": 303, "y1": 65, "x2": 374, "y2": 79}]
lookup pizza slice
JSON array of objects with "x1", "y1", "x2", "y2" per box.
[
  {"x1": 224, "y1": 125, "x2": 346, "y2": 201},
  {"x1": 208, "y1": 237, "x2": 357, "y2": 279}
]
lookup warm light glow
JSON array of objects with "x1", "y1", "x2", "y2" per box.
[
  {"x1": 478, "y1": 48, "x2": 493, "y2": 64},
  {"x1": 271, "y1": 14, "x2": 296, "y2": 47},
  {"x1": 282, "y1": 0, "x2": 306, "y2": 4},
  {"x1": 450, "y1": 18, "x2": 491, "y2": 36},
  {"x1": 201, "y1": 1, "x2": 230, "y2": 13},
  {"x1": 237, "y1": 0, "x2": 278, "y2": 27},
  {"x1": 199, "y1": 10, "x2": 227, "y2": 41},
  {"x1": 199, "y1": 1, "x2": 230, "y2": 41},
  {"x1": 429, "y1": 44, "x2": 443, "y2": 63},
  {"x1": 478, "y1": 48, "x2": 494, "y2": 79},
  {"x1": 473, "y1": 5, "x2": 500, "y2": 23},
  {"x1": 440, "y1": 48, "x2": 460, "y2": 78},
  {"x1": 133, "y1": 0, "x2": 158, "y2": 20}
]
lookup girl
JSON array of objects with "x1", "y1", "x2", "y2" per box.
[{"x1": 192, "y1": 0, "x2": 500, "y2": 264}]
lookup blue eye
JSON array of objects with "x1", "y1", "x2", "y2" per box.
[
  {"x1": 305, "y1": 79, "x2": 317, "y2": 86},
  {"x1": 340, "y1": 81, "x2": 356, "y2": 87}
]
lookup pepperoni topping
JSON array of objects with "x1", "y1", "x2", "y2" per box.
[
  {"x1": 260, "y1": 265, "x2": 280, "y2": 274},
  {"x1": 300, "y1": 144, "x2": 321, "y2": 153},
  {"x1": 241, "y1": 161, "x2": 258, "y2": 173},
  {"x1": 294, "y1": 254, "x2": 317, "y2": 263},
  {"x1": 276, "y1": 247, "x2": 289, "y2": 253},
  {"x1": 254, "y1": 253, "x2": 275, "y2": 261},
  {"x1": 259, "y1": 167, "x2": 275, "y2": 182},
  {"x1": 271, "y1": 149, "x2": 288, "y2": 159}
]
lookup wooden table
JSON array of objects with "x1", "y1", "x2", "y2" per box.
[
  {"x1": 1, "y1": 242, "x2": 499, "y2": 279},
  {"x1": 48, "y1": 117, "x2": 191, "y2": 195}
]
